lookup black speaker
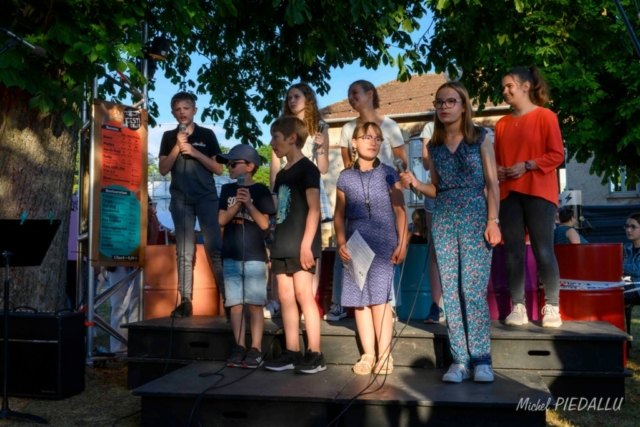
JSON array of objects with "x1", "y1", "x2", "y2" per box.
[{"x1": 0, "y1": 310, "x2": 85, "y2": 399}]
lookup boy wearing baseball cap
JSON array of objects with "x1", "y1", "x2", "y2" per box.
[{"x1": 217, "y1": 144, "x2": 276, "y2": 368}]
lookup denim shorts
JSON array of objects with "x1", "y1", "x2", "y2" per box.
[{"x1": 223, "y1": 260, "x2": 268, "y2": 307}]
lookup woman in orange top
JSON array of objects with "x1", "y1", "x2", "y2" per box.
[{"x1": 494, "y1": 66, "x2": 564, "y2": 328}]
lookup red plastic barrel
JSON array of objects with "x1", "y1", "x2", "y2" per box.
[
  {"x1": 554, "y1": 243, "x2": 623, "y2": 282},
  {"x1": 552, "y1": 243, "x2": 626, "y2": 364}
]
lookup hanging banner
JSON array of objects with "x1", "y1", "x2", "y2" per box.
[{"x1": 90, "y1": 100, "x2": 148, "y2": 266}]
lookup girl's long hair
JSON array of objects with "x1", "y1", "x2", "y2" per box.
[
  {"x1": 283, "y1": 82, "x2": 322, "y2": 135},
  {"x1": 431, "y1": 81, "x2": 477, "y2": 147},
  {"x1": 505, "y1": 65, "x2": 550, "y2": 107},
  {"x1": 412, "y1": 208, "x2": 428, "y2": 239}
]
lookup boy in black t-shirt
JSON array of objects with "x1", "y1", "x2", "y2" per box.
[
  {"x1": 217, "y1": 145, "x2": 276, "y2": 369},
  {"x1": 264, "y1": 116, "x2": 325, "y2": 374},
  {"x1": 159, "y1": 92, "x2": 224, "y2": 318}
]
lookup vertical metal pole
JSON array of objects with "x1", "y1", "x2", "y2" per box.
[
  {"x1": 76, "y1": 90, "x2": 87, "y2": 310},
  {"x1": 140, "y1": 21, "x2": 149, "y2": 320},
  {"x1": 142, "y1": 22, "x2": 149, "y2": 110},
  {"x1": 86, "y1": 77, "x2": 98, "y2": 367}
]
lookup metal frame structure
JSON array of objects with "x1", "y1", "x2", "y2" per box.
[{"x1": 76, "y1": 24, "x2": 150, "y2": 366}]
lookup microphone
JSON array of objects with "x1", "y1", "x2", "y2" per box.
[
  {"x1": 315, "y1": 121, "x2": 329, "y2": 152},
  {"x1": 0, "y1": 27, "x2": 46, "y2": 57},
  {"x1": 178, "y1": 124, "x2": 190, "y2": 159},
  {"x1": 393, "y1": 158, "x2": 423, "y2": 200},
  {"x1": 236, "y1": 174, "x2": 246, "y2": 214}
]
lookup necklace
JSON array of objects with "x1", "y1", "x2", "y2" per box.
[
  {"x1": 513, "y1": 106, "x2": 537, "y2": 126},
  {"x1": 358, "y1": 168, "x2": 374, "y2": 219}
]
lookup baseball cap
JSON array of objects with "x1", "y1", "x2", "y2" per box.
[{"x1": 216, "y1": 144, "x2": 261, "y2": 167}]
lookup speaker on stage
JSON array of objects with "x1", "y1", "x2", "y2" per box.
[{"x1": 0, "y1": 310, "x2": 85, "y2": 399}]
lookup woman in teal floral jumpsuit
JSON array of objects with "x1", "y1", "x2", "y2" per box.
[{"x1": 401, "y1": 82, "x2": 501, "y2": 383}]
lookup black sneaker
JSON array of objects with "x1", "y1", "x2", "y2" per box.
[
  {"x1": 242, "y1": 347, "x2": 263, "y2": 369},
  {"x1": 294, "y1": 350, "x2": 327, "y2": 374},
  {"x1": 264, "y1": 349, "x2": 303, "y2": 372},
  {"x1": 227, "y1": 345, "x2": 246, "y2": 368},
  {"x1": 171, "y1": 299, "x2": 193, "y2": 318}
]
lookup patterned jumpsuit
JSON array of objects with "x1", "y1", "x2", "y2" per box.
[{"x1": 429, "y1": 128, "x2": 492, "y2": 368}]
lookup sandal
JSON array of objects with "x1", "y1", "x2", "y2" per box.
[
  {"x1": 373, "y1": 353, "x2": 394, "y2": 375},
  {"x1": 353, "y1": 354, "x2": 376, "y2": 375}
]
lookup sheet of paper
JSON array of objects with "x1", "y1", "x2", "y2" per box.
[{"x1": 345, "y1": 230, "x2": 376, "y2": 292}]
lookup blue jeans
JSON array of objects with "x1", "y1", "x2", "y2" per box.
[
  {"x1": 224, "y1": 260, "x2": 268, "y2": 307},
  {"x1": 169, "y1": 199, "x2": 224, "y2": 301},
  {"x1": 499, "y1": 192, "x2": 559, "y2": 306}
]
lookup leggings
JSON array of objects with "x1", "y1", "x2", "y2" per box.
[{"x1": 499, "y1": 192, "x2": 559, "y2": 306}]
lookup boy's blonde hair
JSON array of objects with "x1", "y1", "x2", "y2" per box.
[{"x1": 271, "y1": 116, "x2": 309, "y2": 148}]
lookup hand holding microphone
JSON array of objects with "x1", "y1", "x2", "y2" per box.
[
  {"x1": 178, "y1": 124, "x2": 190, "y2": 159},
  {"x1": 393, "y1": 158, "x2": 423, "y2": 200},
  {"x1": 314, "y1": 122, "x2": 329, "y2": 153},
  {"x1": 236, "y1": 174, "x2": 247, "y2": 213}
]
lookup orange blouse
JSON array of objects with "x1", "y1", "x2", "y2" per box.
[{"x1": 494, "y1": 107, "x2": 564, "y2": 206}]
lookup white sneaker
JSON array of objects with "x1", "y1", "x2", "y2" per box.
[
  {"x1": 505, "y1": 303, "x2": 529, "y2": 326},
  {"x1": 541, "y1": 304, "x2": 562, "y2": 328},
  {"x1": 323, "y1": 303, "x2": 347, "y2": 321},
  {"x1": 442, "y1": 363, "x2": 471, "y2": 383},
  {"x1": 263, "y1": 300, "x2": 281, "y2": 319},
  {"x1": 474, "y1": 365, "x2": 494, "y2": 382}
]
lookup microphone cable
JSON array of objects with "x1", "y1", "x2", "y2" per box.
[
  {"x1": 185, "y1": 327, "x2": 284, "y2": 427},
  {"x1": 163, "y1": 124, "x2": 190, "y2": 376}
]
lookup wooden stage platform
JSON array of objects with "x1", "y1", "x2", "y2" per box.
[{"x1": 127, "y1": 317, "x2": 631, "y2": 427}]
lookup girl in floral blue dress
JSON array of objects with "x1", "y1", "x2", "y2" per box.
[
  {"x1": 334, "y1": 121, "x2": 409, "y2": 376},
  {"x1": 401, "y1": 82, "x2": 501, "y2": 383}
]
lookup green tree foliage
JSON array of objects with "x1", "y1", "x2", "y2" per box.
[
  {"x1": 253, "y1": 144, "x2": 273, "y2": 188},
  {"x1": 0, "y1": 0, "x2": 425, "y2": 307},
  {"x1": 1, "y1": 0, "x2": 427, "y2": 139},
  {"x1": 423, "y1": 0, "x2": 640, "y2": 182}
]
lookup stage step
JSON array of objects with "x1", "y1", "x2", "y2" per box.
[
  {"x1": 126, "y1": 317, "x2": 448, "y2": 388},
  {"x1": 126, "y1": 318, "x2": 630, "y2": 401},
  {"x1": 133, "y1": 361, "x2": 553, "y2": 427},
  {"x1": 538, "y1": 369, "x2": 631, "y2": 401},
  {"x1": 490, "y1": 321, "x2": 628, "y2": 372}
]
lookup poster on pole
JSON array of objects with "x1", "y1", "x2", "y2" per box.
[{"x1": 90, "y1": 100, "x2": 148, "y2": 267}]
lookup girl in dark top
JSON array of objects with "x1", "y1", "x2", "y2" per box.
[
  {"x1": 624, "y1": 212, "x2": 640, "y2": 303},
  {"x1": 553, "y1": 206, "x2": 587, "y2": 244},
  {"x1": 410, "y1": 208, "x2": 429, "y2": 245}
]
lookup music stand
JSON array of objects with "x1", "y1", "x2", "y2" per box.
[{"x1": 0, "y1": 219, "x2": 60, "y2": 424}]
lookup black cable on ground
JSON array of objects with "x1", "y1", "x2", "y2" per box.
[
  {"x1": 186, "y1": 327, "x2": 284, "y2": 427},
  {"x1": 111, "y1": 410, "x2": 141, "y2": 427}
]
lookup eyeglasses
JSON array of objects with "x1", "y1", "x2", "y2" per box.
[
  {"x1": 433, "y1": 98, "x2": 461, "y2": 109},
  {"x1": 228, "y1": 161, "x2": 247, "y2": 168},
  {"x1": 357, "y1": 135, "x2": 383, "y2": 145},
  {"x1": 623, "y1": 224, "x2": 640, "y2": 230}
]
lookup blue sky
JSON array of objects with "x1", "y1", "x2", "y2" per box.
[{"x1": 147, "y1": 14, "x2": 433, "y2": 156}]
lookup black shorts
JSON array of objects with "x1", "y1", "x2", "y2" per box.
[{"x1": 270, "y1": 257, "x2": 317, "y2": 275}]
